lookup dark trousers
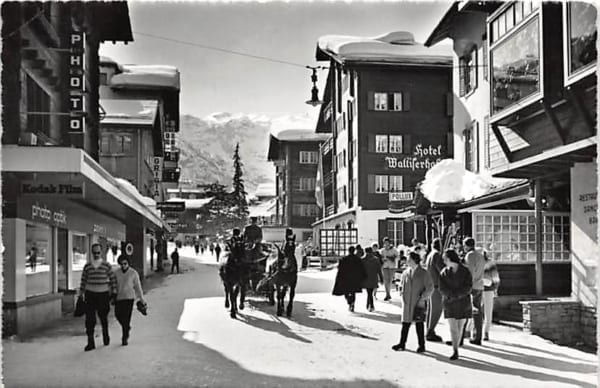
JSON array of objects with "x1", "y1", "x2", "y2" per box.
[
  {"x1": 84, "y1": 291, "x2": 110, "y2": 336},
  {"x1": 366, "y1": 288, "x2": 375, "y2": 309},
  {"x1": 399, "y1": 321, "x2": 425, "y2": 348},
  {"x1": 471, "y1": 289, "x2": 483, "y2": 342},
  {"x1": 115, "y1": 299, "x2": 134, "y2": 338},
  {"x1": 344, "y1": 293, "x2": 356, "y2": 306},
  {"x1": 427, "y1": 288, "x2": 442, "y2": 335},
  {"x1": 171, "y1": 259, "x2": 179, "y2": 273}
]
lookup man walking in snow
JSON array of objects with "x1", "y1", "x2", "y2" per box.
[{"x1": 464, "y1": 237, "x2": 485, "y2": 345}]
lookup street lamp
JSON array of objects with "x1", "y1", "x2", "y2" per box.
[{"x1": 305, "y1": 66, "x2": 323, "y2": 106}]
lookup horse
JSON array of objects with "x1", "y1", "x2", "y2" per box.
[
  {"x1": 218, "y1": 239, "x2": 247, "y2": 318},
  {"x1": 269, "y1": 238, "x2": 298, "y2": 317}
]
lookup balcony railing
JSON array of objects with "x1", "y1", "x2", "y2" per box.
[
  {"x1": 322, "y1": 137, "x2": 333, "y2": 155},
  {"x1": 325, "y1": 204, "x2": 336, "y2": 217},
  {"x1": 323, "y1": 171, "x2": 333, "y2": 187}
]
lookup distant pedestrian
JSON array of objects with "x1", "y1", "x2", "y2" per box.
[
  {"x1": 439, "y1": 249, "x2": 473, "y2": 360},
  {"x1": 27, "y1": 245, "x2": 38, "y2": 272},
  {"x1": 332, "y1": 246, "x2": 366, "y2": 312},
  {"x1": 210, "y1": 242, "x2": 215, "y2": 256},
  {"x1": 114, "y1": 255, "x2": 145, "y2": 346},
  {"x1": 79, "y1": 243, "x2": 117, "y2": 351},
  {"x1": 482, "y1": 251, "x2": 501, "y2": 341},
  {"x1": 425, "y1": 238, "x2": 444, "y2": 342},
  {"x1": 215, "y1": 243, "x2": 222, "y2": 262},
  {"x1": 380, "y1": 238, "x2": 398, "y2": 301},
  {"x1": 355, "y1": 244, "x2": 365, "y2": 259},
  {"x1": 464, "y1": 237, "x2": 485, "y2": 345},
  {"x1": 171, "y1": 247, "x2": 180, "y2": 274},
  {"x1": 392, "y1": 251, "x2": 433, "y2": 353},
  {"x1": 194, "y1": 241, "x2": 200, "y2": 256},
  {"x1": 362, "y1": 247, "x2": 382, "y2": 312}
]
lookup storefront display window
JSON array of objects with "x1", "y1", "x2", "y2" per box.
[
  {"x1": 71, "y1": 233, "x2": 88, "y2": 288},
  {"x1": 491, "y1": 17, "x2": 540, "y2": 115},
  {"x1": 567, "y1": 2, "x2": 597, "y2": 76},
  {"x1": 473, "y1": 211, "x2": 570, "y2": 262},
  {"x1": 25, "y1": 223, "x2": 52, "y2": 297}
]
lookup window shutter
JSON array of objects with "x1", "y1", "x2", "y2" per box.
[
  {"x1": 378, "y1": 219, "x2": 388, "y2": 246},
  {"x1": 367, "y1": 92, "x2": 375, "y2": 110},
  {"x1": 446, "y1": 92, "x2": 453, "y2": 117},
  {"x1": 388, "y1": 93, "x2": 394, "y2": 110},
  {"x1": 403, "y1": 92, "x2": 410, "y2": 111},
  {"x1": 474, "y1": 49, "x2": 479, "y2": 90},
  {"x1": 368, "y1": 174, "x2": 376, "y2": 194},
  {"x1": 368, "y1": 134, "x2": 375, "y2": 152},
  {"x1": 403, "y1": 134, "x2": 412, "y2": 154},
  {"x1": 484, "y1": 115, "x2": 490, "y2": 168},
  {"x1": 482, "y1": 36, "x2": 488, "y2": 81},
  {"x1": 459, "y1": 58, "x2": 466, "y2": 96},
  {"x1": 475, "y1": 121, "x2": 480, "y2": 173}
]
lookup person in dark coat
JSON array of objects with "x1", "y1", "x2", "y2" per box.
[
  {"x1": 215, "y1": 243, "x2": 222, "y2": 262},
  {"x1": 425, "y1": 238, "x2": 444, "y2": 342},
  {"x1": 439, "y1": 249, "x2": 473, "y2": 360},
  {"x1": 392, "y1": 252, "x2": 433, "y2": 353},
  {"x1": 332, "y1": 246, "x2": 366, "y2": 312},
  {"x1": 362, "y1": 247, "x2": 382, "y2": 312},
  {"x1": 171, "y1": 247, "x2": 180, "y2": 274}
]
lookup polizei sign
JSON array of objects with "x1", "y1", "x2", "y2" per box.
[{"x1": 384, "y1": 144, "x2": 444, "y2": 171}]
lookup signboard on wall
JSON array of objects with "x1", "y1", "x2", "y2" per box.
[
  {"x1": 21, "y1": 181, "x2": 84, "y2": 198},
  {"x1": 152, "y1": 157, "x2": 163, "y2": 183},
  {"x1": 69, "y1": 31, "x2": 86, "y2": 134},
  {"x1": 384, "y1": 144, "x2": 444, "y2": 171},
  {"x1": 389, "y1": 192, "x2": 413, "y2": 202}
]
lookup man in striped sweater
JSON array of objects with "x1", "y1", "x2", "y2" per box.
[{"x1": 79, "y1": 243, "x2": 117, "y2": 351}]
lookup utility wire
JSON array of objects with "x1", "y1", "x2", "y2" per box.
[
  {"x1": 134, "y1": 31, "x2": 308, "y2": 69},
  {"x1": 2, "y1": 9, "x2": 44, "y2": 39}
]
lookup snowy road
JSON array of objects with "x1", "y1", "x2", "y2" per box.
[{"x1": 3, "y1": 250, "x2": 597, "y2": 388}]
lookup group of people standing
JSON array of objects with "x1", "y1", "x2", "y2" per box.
[
  {"x1": 332, "y1": 236, "x2": 500, "y2": 360},
  {"x1": 79, "y1": 243, "x2": 146, "y2": 351}
]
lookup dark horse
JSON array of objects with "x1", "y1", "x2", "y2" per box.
[
  {"x1": 270, "y1": 238, "x2": 298, "y2": 317},
  {"x1": 219, "y1": 239, "x2": 247, "y2": 318}
]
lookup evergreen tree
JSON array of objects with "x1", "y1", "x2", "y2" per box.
[{"x1": 232, "y1": 143, "x2": 249, "y2": 219}]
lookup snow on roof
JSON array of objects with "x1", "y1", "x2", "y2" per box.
[
  {"x1": 275, "y1": 129, "x2": 331, "y2": 142},
  {"x1": 317, "y1": 31, "x2": 452, "y2": 65},
  {"x1": 115, "y1": 178, "x2": 161, "y2": 217},
  {"x1": 100, "y1": 99, "x2": 158, "y2": 125},
  {"x1": 110, "y1": 64, "x2": 181, "y2": 91},
  {"x1": 167, "y1": 197, "x2": 214, "y2": 209},
  {"x1": 255, "y1": 183, "x2": 276, "y2": 197},
  {"x1": 249, "y1": 198, "x2": 277, "y2": 218},
  {"x1": 421, "y1": 159, "x2": 513, "y2": 204}
]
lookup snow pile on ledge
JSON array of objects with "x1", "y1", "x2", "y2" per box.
[
  {"x1": 318, "y1": 31, "x2": 451, "y2": 64},
  {"x1": 111, "y1": 64, "x2": 180, "y2": 90},
  {"x1": 421, "y1": 159, "x2": 494, "y2": 203},
  {"x1": 115, "y1": 178, "x2": 160, "y2": 216}
]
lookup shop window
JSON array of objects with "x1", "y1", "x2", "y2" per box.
[
  {"x1": 565, "y1": 2, "x2": 597, "y2": 80},
  {"x1": 473, "y1": 211, "x2": 570, "y2": 262},
  {"x1": 490, "y1": 14, "x2": 541, "y2": 116},
  {"x1": 25, "y1": 223, "x2": 52, "y2": 297},
  {"x1": 319, "y1": 228, "x2": 358, "y2": 256},
  {"x1": 387, "y1": 220, "x2": 404, "y2": 246},
  {"x1": 71, "y1": 232, "x2": 88, "y2": 289}
]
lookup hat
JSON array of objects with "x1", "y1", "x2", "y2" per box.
[{"x1": 136, "y1": 300, "x2": 148, "y2": 316}]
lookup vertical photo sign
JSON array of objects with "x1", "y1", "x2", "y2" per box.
[{"x1": 69, "y1": 31, "x2": 85, "y2": 133}]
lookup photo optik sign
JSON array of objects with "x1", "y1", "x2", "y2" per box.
[{"x1": 384, "y1": 144, "x2": 444, "y2": 171}]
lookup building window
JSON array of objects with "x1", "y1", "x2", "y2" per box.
[
  {"x1": 100, "y1": 133, "x2": 133, "y2": 155},
  {"x1": 375, "y1": 135, "x2": 388, "y2": 153},
  {"x1": 460, "y1": 47, "x2": 478, "y2": 96},
  {"x1": 463, "y1": 122, "x2": 478, "y2": 172},
  {"x1": 299, "y1": 177, "x2": 316, "y2": 191},
  {"x1": 100, "y1": 135, "x2": 110, "y2": 154},
  {"x1": 387, "y1": 220, "x2": 404, "y2": 247},
  {"x1": 392, "y1": 93, "x2": 403, "y2": 111},
  {"x1": 293, "y1": 204, "x2": 319, "y2": 217},
  {"x1": 389, "y1": 176, "x2": 404, "y2": 193},
  {"x1": 473, "y1": 212, "x2": 570, "y2": 262},
  {"x1": 319, "y1": 228, "x2": 358, "y2": 257},
  {"x1": 337, "y1": 186, "x2": 347, "y2": 204},
  {"x1": 490, "y1": 2, "x2": 538, "y2": 43},
  {"x1": 374, "y1": 93, "x2": 388, "y2": 110},
  {"x1": 389, "y1": 135, "x2": 403, "y2": 153},
  {"x1": 490, "y1": 14, "x2": 541, "y2": 115},
  {"x1": 26, "y1": 74, "x2": 51, "y2": 137},
  {"x1": 375, "y1": 175, "x2": 388, "y2": 193},
  {"x1": 25, "y1": 222, "x2": 53, "y2": 297},
  {"x1": 299, "y1": 151, "x2": 318, "y2": 164},
  {"x1": 565, "y1": 2, "x2": 597, "y2": 78}
]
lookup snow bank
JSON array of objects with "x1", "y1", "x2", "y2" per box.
[
  {"x1": 318, "y1": 31, "x2": 451, "y2": 64},
  {"x1": 420, "y1": 159, "x2": 494, "y2": 203},
  {"x1": 110, "y1": 64, "x2": 180, "y2": 90}
]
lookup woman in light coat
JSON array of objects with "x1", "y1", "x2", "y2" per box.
[
  {"x1": 482, "y1": 251, "x2": 501, "y2": 340},
  {"x1": 392, "y1": 251, "x2": 433, "y2": 353}
]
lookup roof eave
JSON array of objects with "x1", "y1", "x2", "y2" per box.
[{"x1": 424, "y1": 2, "x2": 459, "y2": 47}]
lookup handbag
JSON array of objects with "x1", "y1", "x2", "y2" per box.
[
  {"x1": 74, "y1": 296, "x2": 86, "y2": 317},
  {"x1": 136, "y1": 300, "x2": 148, "y2": 316}
]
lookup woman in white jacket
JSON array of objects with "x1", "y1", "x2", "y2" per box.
[{"x1": 114, "y1": 255, "x2": 146, "y2": 346}]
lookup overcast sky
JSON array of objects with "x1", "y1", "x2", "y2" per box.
[{"x1": 100, "y1": 1, "x2": 452, "y2": 120}]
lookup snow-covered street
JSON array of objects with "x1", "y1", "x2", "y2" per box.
[{"x1": 3, "y1": 251, "x2": 597, "y2": 388}]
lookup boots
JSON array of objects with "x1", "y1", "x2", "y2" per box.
[
  {"x1": 102, "y1": 325, "x2": 110, "y2": 346},
  {"x1": 84, "y1": 334, "x2": 95, "y2": 351},
  {"x1": 122, "y1": 327, "x2": 130, "y2": 346}
]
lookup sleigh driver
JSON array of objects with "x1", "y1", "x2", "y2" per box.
[{"x1": 243, "y1": 216, "x2": 263, "y2": 262}]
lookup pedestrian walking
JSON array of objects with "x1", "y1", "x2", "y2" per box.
[
  {"x1": 215, "y1": 243, "x2": 222, "y2": 262},
  {"x1": 210, "y1": 242, "x2": 215, "y2": 256},
  {"x1": 201, "y1": 243, "x2": 205, "y2": 255},
  {"x1": 425, "y1": 238, "x2": 444, "y2": 342},
  {"x1": 482, "y1": 251, "x2": 501, "y2": 341},
  {"x1": 380, "y1": 238, "x2": 399, "y2": 301},
  {"x1": 194, "y1": 241, "x2": 200, "y2": 256},
  {"x1": 371, "y1": 243, "x2": 383, "y2": 300},
  {"x1": 439, "y1": 249, "x2": 473, "y2": 360},
  {"x1": 392, "y1": 251, "x2": 433, "y2": 353},
  {"x1": 27, "y1": 245, "x2": 38, "y2": 272},
  {"x1": 114, "y1": 255, "x2": 145, "y2": 346},
  {"x1": 79, "y1": 243, "x2": 117, "y2": 351},
  {"x1": 362, "y1": 246, "x2": 382, "y2": 312},
  {"x1": 332, "y1": 246, "x2": 366, "y2": 312},
  {"x1": 171, "y1": 247, "x2": 180, "y2": 274},
  {"x1": 464, "y1": 237, "x2": 485, "y2": 345}
]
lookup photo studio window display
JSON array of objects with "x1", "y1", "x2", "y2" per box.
[{"x1": 25, "y1": 222, "x2": 53, "y2": 297}]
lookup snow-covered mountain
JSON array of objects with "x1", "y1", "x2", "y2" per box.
[{"x1": 177, "y1": 112, "x2": 317, "y2": 192}]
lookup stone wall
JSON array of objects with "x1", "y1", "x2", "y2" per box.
[{"x1": 521, "y1": 299, "x2": 596, "y2": 349}]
